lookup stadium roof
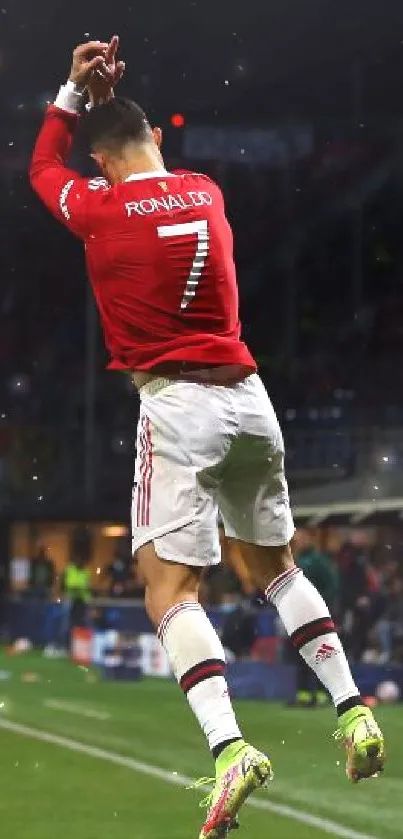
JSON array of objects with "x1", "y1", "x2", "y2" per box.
[{"x1": 292, "y1": 473, "x2": 403, "y2": 525}]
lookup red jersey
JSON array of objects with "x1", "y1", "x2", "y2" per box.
[{"x1": 30, "y1": 105, "x2": 256, "y2": 374}]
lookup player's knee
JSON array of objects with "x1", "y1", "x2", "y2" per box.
[
  {"x1": 262, "y1": 543, "x2": 295, "y2": 582},
  {"x1": 136, "y1": 541, "x2": 202, "y2": 627},
  {"x1": 238, "y1": 541, "x2": 295, "y2": 590}
]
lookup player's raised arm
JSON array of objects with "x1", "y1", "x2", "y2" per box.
[{"x1": 29, "y1": 40, "x2": 111, "y2": 237}]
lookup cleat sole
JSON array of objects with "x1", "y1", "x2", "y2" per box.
[
  {"x1": 201, "y1": 754, "x2": 272, "y2": 838},
  {"x1": 216, "y1": 820, "x2": 231, "y2": 838},
  {"x1": 337, "y1": 707, "x2": 385, "y2": 785},
  {"x1": 348, "y1": 737, "x2": 385, "y2": 783},
  {"x1": 253, "y1": 764, "x2": 267, "y2": 785}
]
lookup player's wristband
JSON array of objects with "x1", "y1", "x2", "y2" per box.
[{"x1": 54, "y1": 80, "x2": 84, "y2": 115}]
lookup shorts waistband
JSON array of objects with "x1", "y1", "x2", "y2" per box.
[
  {"x1": 138, "y1": 370, "x2": 255, "y2": 397},
  {"x1": 138, "y1": 377, "x2": 176, "y2": 397}
]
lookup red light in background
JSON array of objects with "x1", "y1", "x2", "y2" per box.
[{"x1": 170, "y1": 113, "x2": 185, "y2": 128}]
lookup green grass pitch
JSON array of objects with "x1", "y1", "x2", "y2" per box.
[{"x1": 0, "y1": 652, "x2": 400, "y2": 839}]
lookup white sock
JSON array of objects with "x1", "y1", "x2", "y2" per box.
[
  {"x1": 158, "y1": 602, "x2": 242, "y2": 751},
  {"x1": 267, "y1": 568, "x2": 360, "y2": 708}
]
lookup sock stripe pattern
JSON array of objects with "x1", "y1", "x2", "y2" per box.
[
  {"x1": 180, "y1": 659, "x2": 226, "y2": 694},
  {"x1": 267, "y1": 567, "x2": 359, "y2": 708},
  {"x1": 265, "y1": 566, "x2": 300, "y2": 601},
  {"x1": 157, "y1": 601, "x2": 201, "y2": 644},
  {"x1": 157, "y1": 600, "x2": 242, "y2": 751},
  {"x1": 290, "y1": 617, "x2": 336, "y2": 651}
]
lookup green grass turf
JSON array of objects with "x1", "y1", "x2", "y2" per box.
[{"x1": 0, "y1": 651, "x2": 401, "y2": 839}]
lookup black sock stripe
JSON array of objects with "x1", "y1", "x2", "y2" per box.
[
  {"x1": 290, "y1": 617, "x2": 335, "y2": 650},
  {"x1": 181, "y1": 665, "x2": 226, "y2": 694},
  {"x1": 180, "y1": 658, "x2": 225, "y2": 694},
  {"x1": 290, "y1": 617, "x2": 332, "y2": 645},
  {"x1": 212, "y1": 738, "x2": 243, "y2": 760},
  {"x1": 180, "y1": 658, "x2": 225, "y2": 684},
  {"x1": 337, "y1": 696, "x2": 364, "y2": 717}
]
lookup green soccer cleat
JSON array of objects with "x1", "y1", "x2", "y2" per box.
[
  {"x1": 194, "y1": 741, "x2": 273, "y2": 839},
  {"x1": 335, "y1": 705, "x2": 385, "y2": 783}
]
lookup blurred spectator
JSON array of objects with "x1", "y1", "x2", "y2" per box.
[
  {"x1": 89, "y1": 605, "x2": 112, "y2": 631},
  {"x1": 105, "y1": 538, "x2": 133, "y2": 597},
  {"x1": 29, "y1": 544, "x2": 55, "y2": 599},
  {"x1": 295, "y1": 529, "x2": 339, "y2": 612},
  {"x1": 221, "y1": 594, "x2": 257, "y2": 659},
  {"x1": 62, "y1": 555, "x2": 91, "y2": 604},
  {"x1": 338, "y1": 530, "x2": 374, "y2": 661},
  {"x1": 376, "y1": 576, "x2": 403, "y2": 665},
  {"x1": 286, "y1": 528, "x2": 339, "y2": 706},
  {"x1": 60, "y1": 555, "x2": 92, "y2": 646}
]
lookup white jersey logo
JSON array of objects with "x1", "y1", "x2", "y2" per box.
[
  {"x1": 87, "y1": 177, "x2": 110, "y2": 192},
  {"x1": 59, "y1": 179, "x2": 75, "y2": 220}
]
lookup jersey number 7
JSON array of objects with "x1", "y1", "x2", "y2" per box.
[{"x1": 157, "y1": 220, "x2": 209, "y2": 310}]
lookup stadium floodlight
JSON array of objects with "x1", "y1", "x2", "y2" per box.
[{"x1": 375, "y1": 449, "x2": 397, "y2": 471}]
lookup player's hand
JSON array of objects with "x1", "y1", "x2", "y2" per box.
[
  {"x1": 68, "y1": 40, "x2": 110, "y2": 91},
  {"x1": 87, "y1": 35, "x2": 125, "y2": 106}
]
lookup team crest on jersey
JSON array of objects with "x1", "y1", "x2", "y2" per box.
[
  {"x1": 87, "y1": 177, "x2": 110, "y2": 192},
  {"x1": 158, "y1": 181, "x2": 169, "y2": 192}
]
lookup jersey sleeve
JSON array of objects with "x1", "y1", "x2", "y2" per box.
[{"x1": 29, "y1": 105, "x2": 93, "y2": 238}]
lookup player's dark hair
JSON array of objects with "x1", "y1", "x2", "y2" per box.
[{"x1": 81, "y1": 97, "x2": 152, "y2": 152}]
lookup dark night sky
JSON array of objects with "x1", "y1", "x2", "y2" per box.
[{"x1": 1, "y1": 0, "x2": 403, "y2": 120}]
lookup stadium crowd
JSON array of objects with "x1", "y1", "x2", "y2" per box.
[{"x1": 3, "y1": 524, "x2": 403, "y2": 667}]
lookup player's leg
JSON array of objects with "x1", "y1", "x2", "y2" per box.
[
  {"x1": 132, "y1": 380, "x2": 272, "y2": 837},
  {"x1": 218, "y1": 374, "x2": 385, "y2": 782},
  {"x1": 236, "y1": 541, "x2": 384, "y2": 780},
  {"x1": 136, "y1": 543, "x2": 271, "y2": 839},
  {"x1": 224, "y1": 535, "x2": 363, "y2": 713},
  {"x1": 137, "y1": 540, "x2": 243, "y2": 759}
]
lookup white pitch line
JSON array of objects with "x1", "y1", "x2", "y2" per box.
[
  {"x1": 44, "y1": 699, "x2": 110, "y2": 721},
  {"x1": 0, "y1": 718, "x2": 381, "y2": 839}
]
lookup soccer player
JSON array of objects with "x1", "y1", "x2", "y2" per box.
[{"x1": 30, "y1": 37, "x2": 385, "y2": 838}]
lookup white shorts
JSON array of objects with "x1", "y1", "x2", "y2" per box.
[{"x1": 131, "y1": 374, "x2": 294, "y2": 566}]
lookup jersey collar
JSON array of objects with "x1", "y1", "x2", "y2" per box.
[{"x1": 124, "y1": 170, "x2": 174, "y2": 182}]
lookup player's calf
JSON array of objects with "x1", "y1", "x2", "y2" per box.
[
  {"x1": 238, "y1": 543, "x2": 386, "y2": 781},
  {"x1": 138, "y1": 542, "x2": 243, "y2": 757},
  {"x1": 138, "y1": 541, "x2": 273, "y2": 835}
]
